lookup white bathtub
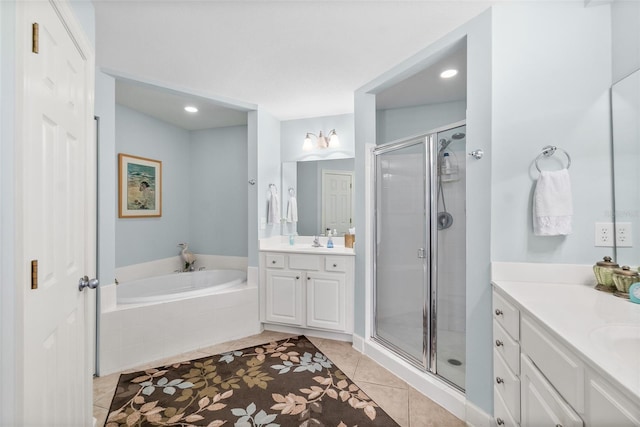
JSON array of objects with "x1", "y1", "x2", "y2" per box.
[
  {"x1": 99, "y1": 267, "x2": 260, "y2": 375},
  {"x1": 117, "y1": 269, "x2": 247, "y2": 304}
]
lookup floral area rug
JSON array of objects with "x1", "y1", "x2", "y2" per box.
[{"x1": 105, "y1": 336, "x2": 400, "y2": 427}]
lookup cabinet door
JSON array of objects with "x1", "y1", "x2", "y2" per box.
[
  {"x1": 306, "y1": 272, "x2": 346, "y2": 332},
  {"x1": 586, "y1": 372, "x2": 640, "y2": 426},
  {"x1": 521, "y1": 355, "x2": 583, "y2": 427},
  {"x1": 265, "y1": 270, "x2": 303, "y2": 326}
]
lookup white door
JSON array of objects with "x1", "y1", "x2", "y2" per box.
[
  {"x1": 322, "y1": 170, "x2": 353, "y2": 234},
  {"x1": 17, "y1": 1, "x2": 95, "y2": 425}
]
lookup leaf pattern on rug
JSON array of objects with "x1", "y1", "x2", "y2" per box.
[{"x1": 105, "y1": 336, "x2": 399, "y2": 427}]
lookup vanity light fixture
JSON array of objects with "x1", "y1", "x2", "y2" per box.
[
  {"x1": 184, "y1": 106, "x2": 198, "y2": 113},
  {"x1": 303, "y1": 129, "x2": 339, "y2": 151},
  {"x1": 440, "y1": 69, "x2": 458, "y2": 79}
]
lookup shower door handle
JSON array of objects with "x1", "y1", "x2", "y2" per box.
[{"x1": 417, "y1": 248, "x2": 426, "y2": 259}]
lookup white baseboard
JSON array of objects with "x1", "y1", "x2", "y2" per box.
[
  {"x1": 262, "y1": 323, "x2": 353, "y2": 342},
  {"x1": 351, "y1": 332, "x2": 365, "y2": 353},
  {"x1": 465, "y1": 400, "x2": 493, "y2": 427}
]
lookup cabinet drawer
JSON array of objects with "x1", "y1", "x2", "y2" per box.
[
  {"x1": 325, "y1": 256, "x2": 347, "y2": 272},
  {"x1": 494, "y1": 389, "x2": 519, "y2": 427},
  {"x1": 265, "y1": 254, "x2": 285, "y2": 269},
  {"x1": 289, "y1": 254, "x2": 321, "y2": 270},
  {"x1": 494, "y1": 350, "x2": 521, "y2": 422},
  {"x1": 521, "y1": 315, "x2": 584, "y2": 412},
  {"x1": 493, "y1": 321, "x2": 520, "y2": 374},
  {"x1": 493, "y1": 291, "x2": 520, "y2": 340}
]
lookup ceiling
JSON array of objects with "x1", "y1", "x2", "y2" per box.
[
  {"x1": 96, "y1": 1, "x2": 497, "y2": 125},
  {"x1": 115, "y1": 79, "x2": 248, "y2": 130}
]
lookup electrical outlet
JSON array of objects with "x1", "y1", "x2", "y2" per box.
[
  {"x1": 615, "y1": 222, "x2": 633, "y2": 247},
  {"x1": 595, "y1": 222, "x2": 614, "y2": 247}
]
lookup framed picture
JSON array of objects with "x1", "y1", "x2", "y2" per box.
[{"x1": 118, "y1": 153, "x2": 162, "y2": 218}]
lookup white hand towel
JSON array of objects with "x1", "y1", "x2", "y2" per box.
[
  {"x1": 533, "y1": 169, "x2": 573, "y2": 236},
  {"x1": 286, "y1": 196, "x2": 298, "y2": 223},
  {"x1": 267, "y1": 186, "x2": 280, "y2": 224}
]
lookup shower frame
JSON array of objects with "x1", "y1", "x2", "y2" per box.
[{"x1": 371, "y1": 120, "x2": 465, "y2": 391}]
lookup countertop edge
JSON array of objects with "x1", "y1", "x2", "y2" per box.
[{"x1": 491, "y1": 279, "x2": 640, "y2": 402}]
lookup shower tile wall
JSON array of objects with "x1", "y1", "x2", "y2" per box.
[{"x1": 437, "y1": 142, "x2": 466, "y2": 334}]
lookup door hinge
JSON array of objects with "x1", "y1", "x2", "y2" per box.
[
  {"x1": 32, "y1": 23, "x2": 39, "y2": 54},
  {"x1": 31, "y1": 260, "x2": 38, "y2": 289}
]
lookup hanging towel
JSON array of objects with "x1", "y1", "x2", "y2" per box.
[
  {"x1": 286, "y1": 196, "x2": 298, "y2": 223},
  {"x1": 267, "y1": 186, "x2": 280, "y2": 224},
  {"x1": 533, "y1": 169, "x2": 573, "y2": 236}
]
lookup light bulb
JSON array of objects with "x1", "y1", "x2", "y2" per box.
[
  {"x1": 440, "y1": 69, "x2": 458, "y2": 79},
  {"x1": 303, "y1": 134, "x2": 313, "y2": 151},
  {"x1": 184, "y1": 106, "x2": 198, "y2": 113},
  {"x1": 328, "y1": 130, "x2": 340, "y2": 148}
]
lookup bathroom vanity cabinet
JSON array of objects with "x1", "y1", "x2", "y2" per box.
[
  {"x1": 260, "y1": 250, "x2": 354, "y2": 335},
  {"x1": 492, "y1": 285, "x2": 640, "y2": 427}
]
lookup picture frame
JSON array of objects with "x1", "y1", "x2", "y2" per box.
[{"x1": 118, "y1": 153, "x2": 162, "y2": 218}]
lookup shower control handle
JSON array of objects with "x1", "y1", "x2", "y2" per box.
[
  {"x1": 496, "y1": 377, "x2": 504, "y2": 384},
  {"x1": 495, "y1": 340, "x2": 503, "y2": 347},
  {"x1": 496, "y1": 418, "x2": 504, "y2": 426},
  {"x1": 468, "y1": 149, "x2": 484, "y2": 160},
  {"x1": 495, "y1": 309, "x2": 503, "y2": 316}
]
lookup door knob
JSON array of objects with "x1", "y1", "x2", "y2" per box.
[{"x1": 78, "y1": 275, "x2": 99, "y2": 291}]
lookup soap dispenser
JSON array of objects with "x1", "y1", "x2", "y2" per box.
[{"x1": 327, "y1": 230, "x2": 334, "y2": 248}]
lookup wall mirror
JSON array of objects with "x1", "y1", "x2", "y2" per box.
[
  {"x1": 612, "y1": 68, "x2": 640, "y2": 266},
  {"x1": 282, "y1": 158, "x2": 355, "y2": 237}
]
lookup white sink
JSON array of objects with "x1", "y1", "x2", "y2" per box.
[{"x1": 589, "y1": 324, "x2": 640, "y2": 365}]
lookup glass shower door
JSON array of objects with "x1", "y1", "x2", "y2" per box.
[{"x1": 373, "y1": 136, "x2": 431, "y2": 366}]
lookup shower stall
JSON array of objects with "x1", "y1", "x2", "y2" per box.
[{"x1": 372, "y1": 122, "x2": 466, "y2": 391}]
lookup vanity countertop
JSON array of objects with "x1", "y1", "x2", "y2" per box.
[
  {"x1": 492, "y1": 278, "x2": 640, "y2": 401},
  {"x1": 259, "y1": 235, "x2": 355, "y2": 256}
]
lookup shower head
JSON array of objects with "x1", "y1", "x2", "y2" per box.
[{"x1": 452, "y1": 132, "x2": 466, "y2": 140}]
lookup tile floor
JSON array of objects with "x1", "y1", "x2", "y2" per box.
[{"x1": 93, "y1": 331, "x2": 465, "y2": 427}]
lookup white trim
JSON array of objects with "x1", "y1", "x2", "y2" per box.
[
  {"x1": 351, "y1": 332, "x2": 365, "y2": 353},
  {"x1": 465, "y1": 400, "x2": 493, "y2": 427},
  {"x1": 262, "y1": 323, "x2": 353, "y2": 343}
]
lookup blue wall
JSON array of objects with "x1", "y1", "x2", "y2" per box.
[
  {"x1": 115, "y1": 105, "x2": 191, "y2": 266},
  {"x1": 115, "y1": 105, "x2": 250, "y2": 267},
  {"x1": 376, "y1": 100, "x2": 466, "y2": 144},
  {"x1": 189, "y1": 126, "x2": 248, "y2": 256}
]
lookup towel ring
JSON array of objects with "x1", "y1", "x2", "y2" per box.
[{"x1": 535, "y1": 145, "x2": 571, "y2": 172}]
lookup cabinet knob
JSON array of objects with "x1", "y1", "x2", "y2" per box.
[
  {"x1": 271, "y1": 260, "x2": 276, "y2": 264},
  {"x1": 495, "y1": 309, "x2": 503, "y2": 316},
  {"x1": 496, "y1": 418, "x2": 504, "y2": 426},
  {"x1": 496, "y1": 377, "x2": 504, "y2": 384},
  {"x1": 307, "y1": 276, "x2": 311, "y2": 280},
  {"x1": 495, "y1": 340, "x2": 504, "y2": 347},
  {"x1": 333, "y1": 263, "x2": 337, "y2": 267},
  {"x1": 296, "y1": 276, "x2": 300, "y2": 280}
]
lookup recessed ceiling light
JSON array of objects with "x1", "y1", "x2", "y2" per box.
[
  {"x1": 440, "y1": 69, "x2": 458, "y2": 79},
  {"x1": 184, "y1": 106, "x2": 198, "y2": 113}
]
